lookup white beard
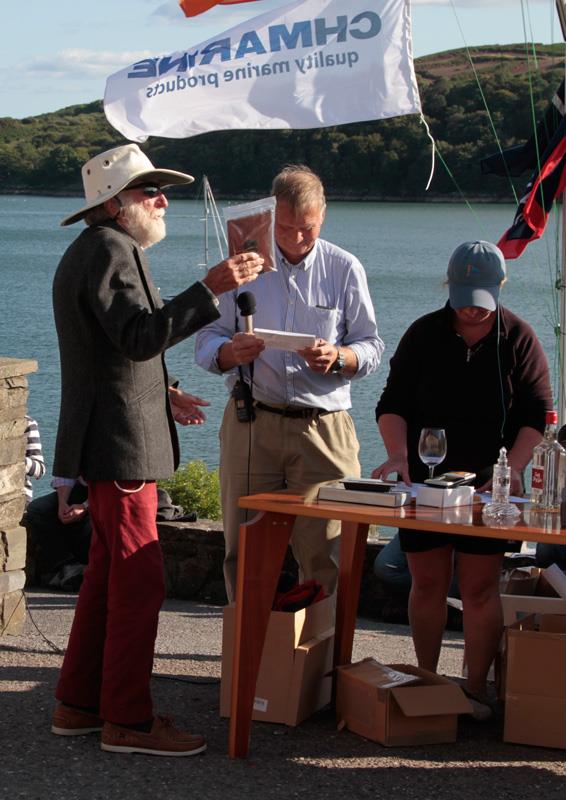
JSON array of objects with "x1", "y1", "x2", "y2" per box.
[{"x1": 119, "y1": 196, "x2": 166, "y2": 249}]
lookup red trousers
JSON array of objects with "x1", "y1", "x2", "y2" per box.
[{"x1": 56, "y1": 480, "x2": 165, "y2": 725}]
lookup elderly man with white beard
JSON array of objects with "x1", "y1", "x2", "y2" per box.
[{"x1": 50, "y1": 144, "x2": 263, "y2": 757}]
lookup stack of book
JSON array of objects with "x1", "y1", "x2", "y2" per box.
[{"x1": 317, "y1": 479, "x2": 411, "y2": 507}]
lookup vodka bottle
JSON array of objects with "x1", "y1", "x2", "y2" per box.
[
  {"x1": 530, "y1": 411, "x2": 566, "y2": 511},
  {"x1": 482, "y1": 447, "x2": 520, "y2": 522}
]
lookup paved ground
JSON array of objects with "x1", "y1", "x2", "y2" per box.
[{"x1": 2, "y1": 589, "x2": 565, "y2": 800}]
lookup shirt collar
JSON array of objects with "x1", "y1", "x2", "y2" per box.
[{"x1": 276, "y1": 239, "x2": 320, "y2": 272}]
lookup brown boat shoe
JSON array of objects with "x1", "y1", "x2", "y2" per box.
[
  {"x1": 101, "y1": 715, "x2": 207, "y2": 757},
  {"x1": 51, "y1": 704, "x2": 104, "y2": 736}
]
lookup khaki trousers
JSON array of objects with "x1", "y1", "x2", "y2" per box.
[{"x1": 219, "y1": 398, "x2": 361, "y2": 602}]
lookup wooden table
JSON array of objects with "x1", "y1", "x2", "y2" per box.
[{"x1": 228, "y1": 492, "x2": 566, "y2": 758}]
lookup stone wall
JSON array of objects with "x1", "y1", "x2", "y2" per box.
[
  {"x1": 0, "y1": 357, "x2": 38, "y2": 635},
  {"x1": 157, "y1": 520, "x2": 405, "y2": 622},
  {"x1": 27, "y1": 516, "x2": 403, "y2": 620}
]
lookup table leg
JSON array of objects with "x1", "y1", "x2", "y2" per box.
[
  {"x1": 228, "y1": 510, "x2": 295, "y2": 758},
  {"x1": 334, "y1": 520, "x2": 369, "y2": 669}
]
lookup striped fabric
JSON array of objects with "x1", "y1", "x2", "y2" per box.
[{"x1": 24, "y1": 415, "x2": 46, "y2": 503}]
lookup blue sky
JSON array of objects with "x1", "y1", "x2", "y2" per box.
[{"x1": 1, "y1": 0, "x2": 560, "y2": 119}]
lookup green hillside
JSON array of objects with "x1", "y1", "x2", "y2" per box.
[{"x1": 0, "y1": 43, "x2": 563, "y2": 200}]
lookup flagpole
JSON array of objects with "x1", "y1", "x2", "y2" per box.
[
  {"x1": 557, "y1": 0, "x2": 566, "y2": 39},
  {"x1": 558, "y1": 0, "x2": 566, "y2": 426}
]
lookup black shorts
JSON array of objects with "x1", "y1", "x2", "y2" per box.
[{"x1": 398, "y1": 529, "x2": 520, "y2": 555}]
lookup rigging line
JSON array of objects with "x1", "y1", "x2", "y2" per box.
[
  {"x1": 420, "y1": 114, "x2": 436, "y2": 191},
  {"x1": 520, "y1": 1, "x2": 566, "y2": 406},
  {"x1": 520, "y1": 2, "x2": 566, "y2": 274},
  {"x1": 520, "y1": 1, "x2": 546, "y2": 197},
  {"x1": 432, "y1": 144, "x2": 489, "y2": 237},
  {"x1": 448, "y1": 0, "x2": 520, "y2": 206}
]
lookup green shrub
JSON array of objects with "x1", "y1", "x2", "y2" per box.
[{"x1": 158, "y1": 460, "x2": 221, "y2": 521}]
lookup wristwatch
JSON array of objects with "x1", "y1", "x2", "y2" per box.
[{"x1": 330, "y1": 348, "x2": 346, "y2": 373}]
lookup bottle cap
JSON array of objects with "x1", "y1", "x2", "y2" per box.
[{"x1": 546, "y1": 410, "x2": 558, "y2": 425}]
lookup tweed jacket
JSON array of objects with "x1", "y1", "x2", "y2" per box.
[{"x1": 52, "y1": 220, "x2": 220, "y2": 481}]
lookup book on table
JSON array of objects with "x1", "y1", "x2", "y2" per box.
[{"x1": 317, "y1": 482, "x2": 411, "y2": 507}]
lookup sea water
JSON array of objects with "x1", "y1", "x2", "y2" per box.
[{"x1": 0, "y1": 194, "x2": 559, "y2": 497}]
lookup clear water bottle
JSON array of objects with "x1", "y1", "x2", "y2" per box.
[{"x1": 482, "y1": 447, "x2": 520, "y2": 523}]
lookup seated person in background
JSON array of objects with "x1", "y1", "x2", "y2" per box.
[
  {"x1": 26, "y1": 476, "x2": 193, "y2": 589},
  {"x1": 24, "y1": 415, "x2": 45, "y2": 504},
  {"x1": 373, "y1": 534, "x2": 412, "y2": 594},
  {"x1": 372, "y1": 241, "x2": 552, "y2": 719},
  {"x1": 25, "y1": 477, "x2": 91, "y2": 587}
]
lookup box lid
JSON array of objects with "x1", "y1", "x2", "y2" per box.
[
  {"x1": 391, "y1": 683, "x2": 472, "y2": 717},
  {"x1": 337, "y1": 658, "x2": 420, "y2": 689},
  {"x1": 542, "y1": 565, "x2": 566, "y2": 599},
  {"x1": 337, "y1": 660, "x2": 472, "y2": 716}
]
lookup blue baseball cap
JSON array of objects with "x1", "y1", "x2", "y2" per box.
[{"x1": 447, "y1": 241, "x2": 506, "y2": 311}]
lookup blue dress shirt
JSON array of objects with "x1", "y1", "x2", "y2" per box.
[{"x1": 195, "y1": 238, "x2": 384, "y2": 411}]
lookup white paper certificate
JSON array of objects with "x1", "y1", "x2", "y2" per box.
[{"x1": 254, "y1": 328, "x2": 316, "y2": 351}]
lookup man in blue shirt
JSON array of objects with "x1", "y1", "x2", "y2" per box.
[{"x1": 196, "y1": 165, "x2": 383, "y2": 601}]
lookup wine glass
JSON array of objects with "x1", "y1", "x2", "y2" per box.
[{"x1": 418, "y1": 428, "x2": 447, "y2": 479}]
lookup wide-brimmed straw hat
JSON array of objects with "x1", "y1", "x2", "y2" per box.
[{"x1": 60, "y1": 144, "x2": 194, "y2": 226}]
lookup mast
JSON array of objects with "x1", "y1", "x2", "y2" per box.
[
  {"x1": 558, "y1": 0, "x2": 566, "y2": 425},
  {"x1": 199, "y1": 175, "x2": 228, "y2": 270},
  {"x1": 203, "y1": 175, "x2": 210, "y2": 269},
  {"x1": 557, "y1": 0, "x2": 566, "y2": 39}
]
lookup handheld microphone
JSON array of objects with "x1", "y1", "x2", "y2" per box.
[{"x1": 236, "y1": 291, "x2": 256, "y2": 334}]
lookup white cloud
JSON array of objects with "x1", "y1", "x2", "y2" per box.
[
  {"x1": 22, "y1": 49, "x2": 154, "y2": 80},
  {"x1": 151, "y1": 2, "x2": 183, "y2": 21}
]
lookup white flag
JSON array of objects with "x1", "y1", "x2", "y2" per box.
[{"x1": 104, "y1": 0, "x2": 421, "y2": 142}]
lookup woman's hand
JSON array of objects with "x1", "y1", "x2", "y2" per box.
[{"x1": 371, "y1": 456, "x2": 411, "y2": 485}]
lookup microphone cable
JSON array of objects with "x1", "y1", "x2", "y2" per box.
[
  {"x1": 16, "y1": 590, "x2": 220, "y2": 685},
  {"x1": 495, "y1": 303, "x2": 507, "y2": 442},
  {"x1": 235, "y1": 292, "x2": 255, "y2": 521}
]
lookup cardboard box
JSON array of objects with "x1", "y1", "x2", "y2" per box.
[
  {"x1": 415, "y1": 485, "x2": 474, "y2": 508},
  {"x1": 542, "y1": 563, "x2": 566, "y2": 597},
  {"x1": 220, "y1": 596, "x2": 334, "y2": 726},
  {"x1": 500, "y1": 565, "x2": 566, "y2": 626},
  {"x1": 500, "y1": 593, "x2": 566, "y2": 626},
  {"x1": 336, "y1": 660, "x2": 472, "y2": 746},
  {"x1": 500, "y1": 566, "x2": 542, "y2": 596},
  {"x1": 504, "y1": 614, "x2": 566, "y2": 749}
]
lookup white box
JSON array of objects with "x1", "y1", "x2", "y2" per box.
[
  {"x1": 500, "y1": 594, "x2": 566, "y2": 626},
  {"x1": 415, "y1": 485, "x2": 474, "y2": 508},
  {"x1": 542, "y1": 563, "x2": 566, "y2": 598}
]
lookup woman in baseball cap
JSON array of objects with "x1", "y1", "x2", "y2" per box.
[{"x1": 372, "y1": 240, "x2": 552, "y2": 720}]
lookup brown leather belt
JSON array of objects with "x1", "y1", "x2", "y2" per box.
[{"x1": 254, "y1": 401, "x2": 333, "y2": 419}]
